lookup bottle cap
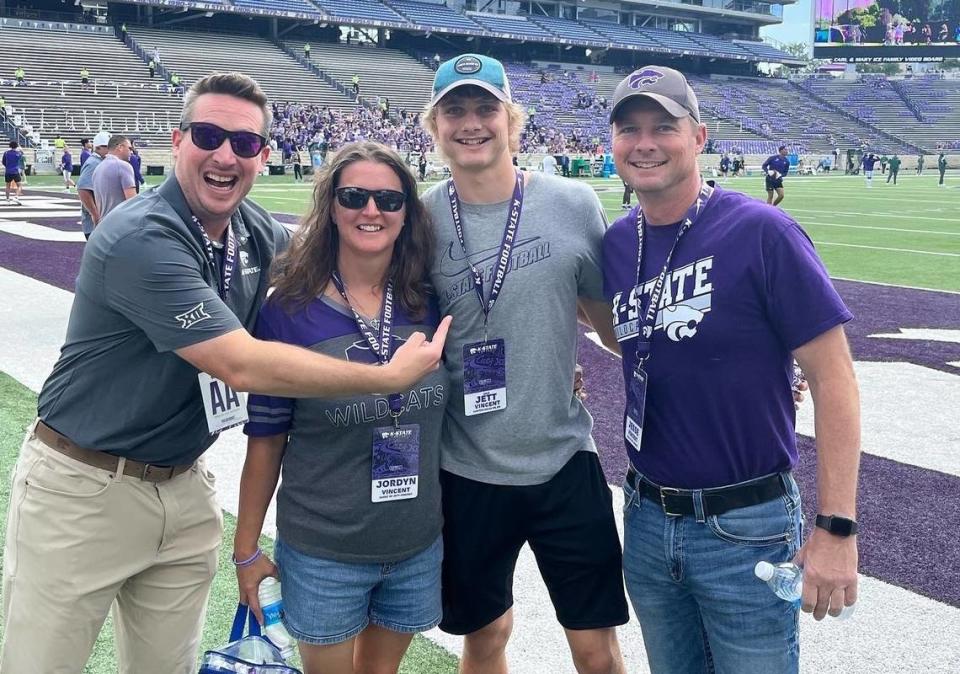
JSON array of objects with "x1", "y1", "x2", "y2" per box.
[{"x1": 754, "y1": 560, "x2": 775, "y2": 581}]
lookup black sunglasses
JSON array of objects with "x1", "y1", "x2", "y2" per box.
[
  {"x1": 180, "y1": 122, "x2": 267, "y2": 158},
  {"x1": 335, "y1": 187, "x2": 406, "y2": 213}
]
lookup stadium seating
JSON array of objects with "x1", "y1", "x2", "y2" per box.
[
  {"x1": 284, "y1": 41, "x2": 435, "y2": 116},
  {"x1": 803, "y1": 75, "x2": 959, "y2": 152},
  {"x1": 692, "y1": 76, "x2": 914, "y2": 154},
  {"x1": 527, "y1": 16, "x2": 606, "y2": 45},
  {"x1": 127, "y1": 27, "x2": 352, "y2": 115},
  {"x1": 309, "y1": 0, "x2": 409, "y2": 24},
  {"x1": 386, "y1": 0, "x2": 483, "y2": 33},
  {"x1": 734, "y1": 40, "x2": 797, "y2": 62},
  {"x1": 894, "y1": 76, "x2": 960, "y2": 149},
  {"x1": 467, "y1": 13, "x2": 556, "y2": 41},
  {"x1": 231, "y1": 0, "x2": 323, "y2": 16},
  {"x1": 641, "y1": 28, "x2": 713, "y2": 56},
  {"x1": 0, "y1": 24, "x2": 183, "y2": 149}
]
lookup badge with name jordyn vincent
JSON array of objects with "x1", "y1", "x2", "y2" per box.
[
  {"x1": 371, "y1": 424, "x2": 420, "y2": 503},
  {"x1": 463, "y1": 339, "x2": 506, "y2": 416}
]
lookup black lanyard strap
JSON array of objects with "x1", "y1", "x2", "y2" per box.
[
  {"x1": 330, "y1": 271, "x2": 403, "y2": 420},
  {"x1": 192, "y1": 216, "x2": 237, "y2": 300},
  {"x1": 633, "y1": 182, "x2": 714, "y2": 373},
  {"x1": 447, "y1": 171, "x2": 524, "y2": 330}
]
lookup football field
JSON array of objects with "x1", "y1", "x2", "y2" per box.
[{"x1": 0, "y1": 171, "x2": 957, "y2": 672}]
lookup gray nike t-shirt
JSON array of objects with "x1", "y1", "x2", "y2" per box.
[{"x1": 423, "y1": 172, "x2": 607, "y2": 486}]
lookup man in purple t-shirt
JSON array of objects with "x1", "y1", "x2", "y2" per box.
[
  {"x1": 861, "y1": 152, "x2": 879, "y2": 188},
  {"x1": 2, "y1": 141, "x2": 23, "y2": 205},
  {"x1": 597, "y1": 66, "x2": 862, "y2": 673},
  {"x1": 60, "y1": 146, "x2": 76, "y2": 192},
  {"x1": 762, "y1": 144, "x2": 790, "y2": 205}
]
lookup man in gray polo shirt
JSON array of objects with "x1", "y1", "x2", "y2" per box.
[
  {"x1": 0, "y1": 72, "x2": 449, "y2": 674},
  {"x1": 76, "y1": 130, "x2": 110, "y2": 239},
  {"x1": 92, "y1": 134, "x2": 136, "y2": 219}
]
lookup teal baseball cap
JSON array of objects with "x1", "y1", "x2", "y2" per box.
[{"x1": 430, "y1": 54, "x2": 512, "y2": 106}]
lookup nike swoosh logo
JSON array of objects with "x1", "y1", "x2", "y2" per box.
[{"x1": 439, "y1": 236, "x2": 542, "y2": 278}]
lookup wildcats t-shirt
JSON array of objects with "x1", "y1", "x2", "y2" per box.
[
  {"x1": 244, "y1": 295, "x2": 448, "y2": 563},
  {"x1": 602, "y1": 186, "x2": 852, "y2": 489}
]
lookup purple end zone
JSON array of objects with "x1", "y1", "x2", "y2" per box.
[
  {"x1": 0, "y1": 231, "x2": 83, "y2": 291},
  {"x1": 795, "y1": 436, "x2": 960, "y2": 609},
  {"x1": 835, "y1": 279, "x2": 960, "y2": 375}
]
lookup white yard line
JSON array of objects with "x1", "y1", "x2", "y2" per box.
[
  {"x1": 795, "y1": 211, "x2": 960, "y2": 226},
  {"x1": 814, "y1": 241, "x2": 959, "y2": 257}
]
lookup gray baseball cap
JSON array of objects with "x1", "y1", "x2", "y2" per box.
[{"x1": 609, "y1": 66, "x2": 700, "y2": 124}]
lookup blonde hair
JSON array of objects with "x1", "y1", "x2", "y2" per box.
[{"x1": 422, "y1": 86, "x2": 527, "y2": 156}]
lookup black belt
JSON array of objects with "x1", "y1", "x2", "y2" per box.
[{"x1": 626, "y1": 467, "x2": 785, "y2": 518}]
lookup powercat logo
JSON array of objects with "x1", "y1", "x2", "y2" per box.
[{"x1": 629, "y1": 69, "x2": 665, "y2": 88}]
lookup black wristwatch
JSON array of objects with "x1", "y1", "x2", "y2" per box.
[{"x1": 815, "y1": 514, "x2": 858, "y2": 537}]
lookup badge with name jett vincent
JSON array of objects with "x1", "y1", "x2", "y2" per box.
[
  {"x1": 372, "y1": 424, "x2": 420, "y2": 503},
  {"x1": 463, "y1": 339, "x2": 506, "y2": 416},
  {"x1": 198, "y1": 372, "x2": 248, "y2": 434}
]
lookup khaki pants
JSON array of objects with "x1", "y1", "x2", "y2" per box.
[{"x1": 1, "y1": 420, "x2": 223, "y2": 673}]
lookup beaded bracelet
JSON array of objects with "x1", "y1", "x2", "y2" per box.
[{"x1": 232, "y1": 548, "x2": 262, "y2": 568}]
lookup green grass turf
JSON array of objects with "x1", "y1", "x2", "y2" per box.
[
  {"x1": 24, "y1": 170, "x2": 960, "y2": 292},
  {"x1": 241, "y1": 172, "x2": 960, "y2": 292},
  {"x1": 0, "y1": 372, "x2": 458, "y2": 673}
]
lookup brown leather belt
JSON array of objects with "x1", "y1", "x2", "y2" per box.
[{"x1": 35, "y1": 420, "x2": 193, "y2": 483}]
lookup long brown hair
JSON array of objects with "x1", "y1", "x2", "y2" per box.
[{"x1": 270, "y1": 142, "x2": 435, "y2": 319}]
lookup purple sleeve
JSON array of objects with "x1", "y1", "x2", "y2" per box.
[
  {"x1": 763, "y1": 223, "x2": 853, "y2": 351},
  {"x1": 243, "y1": 303, "x2": 294, "y2": 437},
  {"x1": 762, "y1": 156, "x2": 771, "y2": 171}
]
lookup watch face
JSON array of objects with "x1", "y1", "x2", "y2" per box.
[
  {"x1": 832, "y1": 518, "x2": 856, "y2": 536},
  {"x1": 819, "y1": 515, "x2": 857, "y2": 537}
]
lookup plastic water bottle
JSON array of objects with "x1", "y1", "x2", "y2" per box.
[
  {"x1": 754, "y1": 561, "x2": 855, "y2": 619},
  {"x1": 258, "y1": 577, "x2": 297, "y2": 661}
]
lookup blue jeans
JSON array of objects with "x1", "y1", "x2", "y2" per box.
[{"x1": 622, "y1": 471, "x2": 802, "y2": 674}]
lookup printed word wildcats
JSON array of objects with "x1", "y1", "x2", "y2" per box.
[
  {"x1": 326, "y1": 385, "x2": 445, "y2": 427},
  {"x1": 613, "y1": 255, "x2": 714, "y2": 342}
]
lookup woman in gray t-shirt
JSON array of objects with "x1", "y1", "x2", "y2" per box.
[{"x1": 234, "y1": 142, "x2": 450, "y2": 673}]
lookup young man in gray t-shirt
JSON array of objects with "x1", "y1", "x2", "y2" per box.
[
  {"x1": 421, "y1": 54, "x2": 628, "y2": 673},
  {"x1": 92, "y1": 134, "x2": 137, "y2": 220}
]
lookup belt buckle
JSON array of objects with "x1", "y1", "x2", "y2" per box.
[
  {"x1": 141, "y1": 463, "x2": 175, "y2": 483},
  {"x1": 660, "y1": 487, "x2": 682, "y2": 517}
]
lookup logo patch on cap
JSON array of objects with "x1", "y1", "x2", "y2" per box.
[
  {"x1": 628, "y1": 69, "x2": 665, "y2": 89},
  {"x1": 454, "y1": 56, "x2": 482, "y2": 75}
]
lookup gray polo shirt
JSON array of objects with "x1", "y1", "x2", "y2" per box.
[
  {"x1": 38, "y1": 175, "x2": 291, "y2": 464},
  {"x1": 422, "y1": 173, "x2": 606, "y2": 486},
  {"x1": 76, "y1": 153, "x2": 103, "y2": 236},
  {"x1": 92, "y1": 154, "x2": 136, "y2": 220}
]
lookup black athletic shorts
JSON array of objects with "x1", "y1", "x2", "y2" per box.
[
  {"x1": 439, "y1": 450, "x2": 629, "y2": 635},
  {"x1": 4, "y1": 173, "x2": 21, "y2": 184},
  {"x1": 765, "y1": 175, "x2": 784, "y2": 191}
]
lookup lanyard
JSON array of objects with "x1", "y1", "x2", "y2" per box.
[
  {"x1": 330, "y1": 271, "x2": 403, "y2": 423},
  {"x1": 447, "y1": 171, "x2": 524, "y2": 334},
  {"x1": 632, "y1": 182, "x2": 714, "y2": 373},
  {"x1": 192, "y1": 216, "x2": 237, "y2": 300}
]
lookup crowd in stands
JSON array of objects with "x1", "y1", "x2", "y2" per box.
[{"x1": 270, "y1": 102, "x2": 435, "y2": 156}]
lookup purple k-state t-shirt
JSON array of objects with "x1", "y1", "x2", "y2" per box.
[{"x1": 602, "y1": 186, "x2": 852, "y2": 489}]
